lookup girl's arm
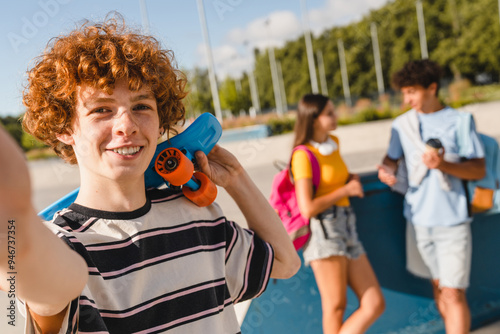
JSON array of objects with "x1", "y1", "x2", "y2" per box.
[
  {"x1": 195, "y1": 145, "x2": 301, "y2": 279},
  {"x1": 295, "y1": 174, "x2": 364, "y2": 219},
  {"x1": 0, "y1": 127, "x2": 88, "y2": 330}
]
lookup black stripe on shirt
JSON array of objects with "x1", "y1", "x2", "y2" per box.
[
  {"x1": 85, "y1": 222, "x2": 227, "y2": 278},
  {"x1": 236, "y1": 236, "x2": 274, "y2": 303},
  {"x1": 79, "y1": 279, "x2": 232, "y2": 333}
]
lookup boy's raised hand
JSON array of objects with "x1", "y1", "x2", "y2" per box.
[
  {"x1": 194, "y1": 145, "x2": 242, "y2": 189},
  {"x1": 377, "y1": 164, "x2": 398, "y2": 186}
]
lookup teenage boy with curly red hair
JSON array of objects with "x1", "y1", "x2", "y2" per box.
[
  {"x1": 378, "y1": 59, "x2": 485, "y2": 334},
  {"x1": 1, "y1": 16, "x2": 300, "y2": 333}
]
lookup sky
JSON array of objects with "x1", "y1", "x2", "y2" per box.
[{"x1": 0, "y1": 0, "x2": 389, "y2": 117}]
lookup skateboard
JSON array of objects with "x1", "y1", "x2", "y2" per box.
[{"x1": 38, "y1": 113, "x2": 222, "y2": 220}]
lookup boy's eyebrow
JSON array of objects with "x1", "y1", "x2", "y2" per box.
[
  {"x1": 131, "y1": 93, "x2": 155, "y2": 102},
  {"x1": 83, "y1": 94, "x2": 155, "y2": 108}
]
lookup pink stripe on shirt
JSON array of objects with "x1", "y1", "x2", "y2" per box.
[{"x1": 86, "y1": 218, "x2": 226, "y2": 251}]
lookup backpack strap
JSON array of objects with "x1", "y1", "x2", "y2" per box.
[
  {"x1": 457, "y1": 112, "x2": 473, "y2": 157},
  {"x1": 291, "y1": 145, "x2": 321, "y2": 192}
]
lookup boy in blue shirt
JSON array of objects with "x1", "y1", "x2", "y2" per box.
[{"x1": 378, "y1": 59, "x2": 485, "y2": 334}]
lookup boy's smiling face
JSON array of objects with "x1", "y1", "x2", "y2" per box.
[{"x1": 58, "y1": 79, "x2": 161, "y2": 184}]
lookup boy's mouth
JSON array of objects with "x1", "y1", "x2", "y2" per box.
[{"x1": 112, "y1": 146, "x2": 142, "y2": 156}]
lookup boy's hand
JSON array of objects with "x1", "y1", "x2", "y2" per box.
[
  {"x1": 422, "y1": 148, "x2": 445, "y2": 170},
  {"x1": 345, "y1": 174, "x2": 364, "y2": 198},
  {"x1": 377, "y1": 164, "x2": 397, "y2": 186},
  {"x1": 194, "y1": 145, "x2": 243, "y2": 189}
]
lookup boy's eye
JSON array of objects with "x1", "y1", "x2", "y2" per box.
[
  {"x1": 92, "y1": 108, "x2": 109, "y2": 114},
  {"x1": 134, "y1": 104, "x2": 152, "y2": 111}
]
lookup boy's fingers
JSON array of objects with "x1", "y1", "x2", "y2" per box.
[{"x1": 195, "y1": 151, "x2": 208, "y2": 172}]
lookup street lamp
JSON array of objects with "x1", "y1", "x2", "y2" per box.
[
  {"x1": 416, "y1": 0, "x2": 429, "y2": 59},
  {"x1": 337, "y1": 39, "x2": 352, "y2": 107},
  {"x1": 265, "y1": 19, "x2": 284, "y2": 117},
  {"x1": 300, "y1": 0, "x2": 319, "y2": 94},
  {"x1": 196, "y1": 0, "x2": 223, "y2": 122},
  {"x1": 370, "y1": 23, "x2": 385, "y2": 96},
  {"x1": 317, "y1": 50, "x2": 328, "y2": 96},
  {"x1": 243, "y1": 40, "x2": 261, "y2": 114},
  {"x1": 139, "y1": 0, "x2": 150, "y2": 34}
]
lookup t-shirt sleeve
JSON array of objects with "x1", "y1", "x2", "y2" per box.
[
  {"x1": 463, "y1": 116, "x2": 485, "y2": 159},
  {"x1": 387, "y1": 125, "x2": 404, "y2": 161},
  {"x1": 224, "y1": 220, "x2": 274, "y2": 304},
  {"x1": 290, "y1": 149, "x2": 312, "y2": 181}
]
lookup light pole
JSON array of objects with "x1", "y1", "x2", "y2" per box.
[
  {"x1": 265, "y1": 19, "x2": 283, "y2": 117},
  {"x1": 139, "y1": 0, "x2": 150, "y2": 34},
  {"x1": 243, "y1": 40, "x2": 261, "y2": 114},
  {"x1": 370, "y1": 23, "x2": 385, "y2": 96},
  {"x1": 196, "y1": 0, "x2": 223, "y2": 122},
  {"x1": 300, "y1": 0, "x2": 319, "y2": 94},
  {"x1": 317, "y1": 50, "x2": 328, "y2": 96},
  {"x1": 277, "y1": 61, "x2": 288, "y2": 112},
  {"x1": 416, "y1": 0, "x2": 429, "y2": 59},
  {"x1": 337, "y1": 39, "x2": 352, "y2": 107}
]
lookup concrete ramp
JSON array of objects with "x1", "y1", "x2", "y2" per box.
[{"x1": 242, "y1": 173, "x2": 500, "y2": 333}]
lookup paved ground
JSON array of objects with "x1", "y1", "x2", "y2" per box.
[{"x1": 1, "y1": 100, "x2": 499, "y2": 333}]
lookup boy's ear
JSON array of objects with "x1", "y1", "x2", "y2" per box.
[
  {"x1": 428, "y1": 82, "x2": 438, "y2": 96},
  {"x1": 158, "y1": 127, "x2": 165, "y2": 139},
  {"x1": 56, "y1": 132, "x2": 75, "y2": 146}
]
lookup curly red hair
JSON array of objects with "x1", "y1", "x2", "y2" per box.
[{"x1": 22, "y1": 15, "x2": 187, "y2": 164}]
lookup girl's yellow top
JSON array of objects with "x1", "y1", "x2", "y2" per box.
[{"x1": 291, "y1": 135, "x2": 350, "y2": 207}]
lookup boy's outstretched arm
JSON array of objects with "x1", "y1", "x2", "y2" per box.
[
  {"x1": 0, "y1": 127, "x2": 88, "y2": 329},
  {"x1": 196, "y1": 145, "x2": 301, "y2": 279}
]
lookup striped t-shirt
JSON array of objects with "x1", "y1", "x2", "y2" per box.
[{"x1": 22, "y1": 188, "x2": 274, "y2": 333}]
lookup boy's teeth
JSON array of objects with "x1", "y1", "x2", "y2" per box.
[{"x1": 113, "y1": 147, "x2": 140, "y2": 155}]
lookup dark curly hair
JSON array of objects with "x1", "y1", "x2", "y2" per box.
[
  {"x1": 391, "y1": 59, "x2": 443, "y2": 95},
  {"x1": 22, "y1": 14, "x2": 187, "y2": 164}
]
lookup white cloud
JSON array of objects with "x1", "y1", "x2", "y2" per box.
[
  {"x1": 196, "y1": 0, "x2": 389, "y2": 79},
  {"x1": 227, "y1": 10, "x2": 302, "y2": 51},
  {"x1": 308, "y1": 0, "x2": 389, "y2": 35}
]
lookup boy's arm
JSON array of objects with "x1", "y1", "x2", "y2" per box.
[
  {"x1": 377, "y1": 155, "x2": 399, "y2": 186},
  {"x1": 422, "y1": 150, "x2": 486, "y2": 180},
  {"x1": 195, "y1": 145, "x2": 300, "y2": 279},
  {"x1": 0, "y1": 127, "x2": 88, "y2": 330}
]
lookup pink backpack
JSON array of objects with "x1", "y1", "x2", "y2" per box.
[{"x1": 269, "y1": 145, "x2": 320, "y2": 250}]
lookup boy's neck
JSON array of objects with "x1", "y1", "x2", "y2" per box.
[
  {"x1": 418, "y1": 97, "x2": 445, "y2": 114},
  {"x1": 75, "y1": 176, "x2": 147, "y2": 213}
]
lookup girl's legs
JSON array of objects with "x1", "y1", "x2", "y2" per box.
[
  {"x1": 310, "y1": 256, "x2": 348, "y2": 334},
  {"x1": 340, "y1": 254, "x2": 385, "y2": 334}
]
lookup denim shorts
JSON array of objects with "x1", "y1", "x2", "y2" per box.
[
  {"x1": 302, "y1": 206, "x2": 365, "y2": 266},
  {"x1": 414, "y1": 223, "x2": 472, "y2": 289}
]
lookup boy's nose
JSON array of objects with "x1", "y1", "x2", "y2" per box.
[{"x1": 114, "y1": 110, "x2": 138, "y2": 136}]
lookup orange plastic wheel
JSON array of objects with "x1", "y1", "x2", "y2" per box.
[
  {"x1": 183, "y1": 172, "x2": 217, "y2": 207},
  {"x1": 155, "y1": 147, "x2": 194, "y2": 186}
]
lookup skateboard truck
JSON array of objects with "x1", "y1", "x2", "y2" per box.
[
  {"x1": 154, "y1": 147, "x2": 217, "y2": 207},
  {"x1": 147, "y1": 112, "x2": 222, "y2": 207}
]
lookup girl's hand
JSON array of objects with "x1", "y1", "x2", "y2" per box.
[
  {"x1": 345, "y1": 174, "x2": 364, "y2": 198},
  {"x1": 194, "y1": 145, "x2": 243, "y2": 189}
]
